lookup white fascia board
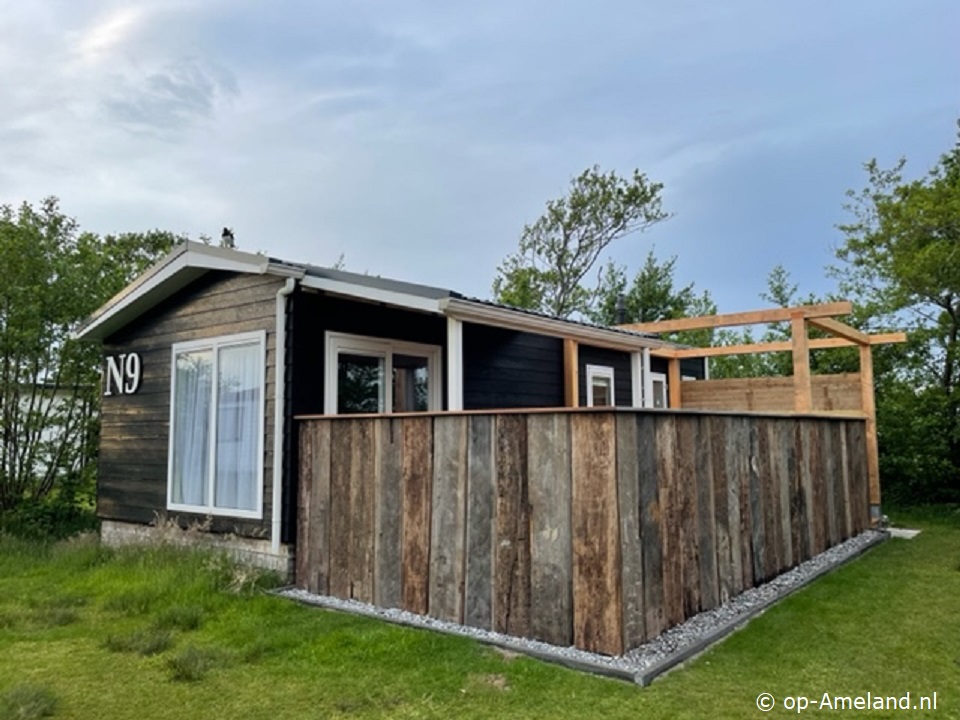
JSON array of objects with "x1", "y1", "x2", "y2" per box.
[
  {"x1": 439, "y1": 298, "x2": 674, "y2": 352},
  {"x1": 300, "y1": 275, "x2": 443, "y2": 314},
  {"x1": 73, "y1": 243, "x2": 275, "y2": 341}
]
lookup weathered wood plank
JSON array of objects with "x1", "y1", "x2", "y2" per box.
[
  {"x1": 748, "y1": 422, "x2": 765, "y2": 584},
  {"x1": 429, "y1": 416, "x2": 468, "y2": 623},
  {"x1": 772, "y1": 420, "x2": 792, "y2": 573},
  {"x1": 799, "y1": 421, "x2": 816, "y2": 559},
  {"x1": 528, "y1": 413, "x2": 573, "y2": 647},
  {"x1": 835, "y1": 422, "x2": 853, "y2": 540},
  {"x1": 638, "y1": 414, "x2": 665, "y2": 638},
  {"x1": 822, "y1": 422, "x2": 839, "y2": 548},
  {"x1": 674, "y1": 416, "x2": 701, "y2": 616},
  {"x1": 760, "y1": 420, "x2": 780, "y2": 580},
  {"x1": 709, "y1": 416, "x2": 734, "y2": 603},
  {"x1": 729, "y1": 416, "x2": 749, "y2": 594},
  {"x1": 348, "y1": 420, "x2": 377, "y2": 602},
  {"x1": 311, "y1": 421, "x2": 332, "y2": 595},
  {"x1": 494, "y1": 414, "x2": 531, "y2": 638},
  {"x1": 696, "y1": 415, "x2": 719, "y2": 612},
  {"x1": 375, "y1": 418, "x2": 403, "y2": 609},
  {"x1": 296, "y1": 422, "x2": 314, "y2": 591},
  {"x1": 786, "y1": 420, "x2": 803, "y2": 567},
  {"x1": 809, "y1": 422, "x2": 828, "y2": 555},
  {"x1": 571, "y1": 413, "x2": 623, "y2": 655},
  {"x1": 402, "y1": 416, "x2": 433, "y2": 615},
  {"x1": 616, "y1": 413, "x2": 645, "y2": 649},
  {"x1": 657, "y1": 415, "x2": 684, "y2": 627},
  {"x1": 464, "y1": 415, "x2": 495, "y2": 630},
  {"x1": 847, "y1": 421, "x2": 868, "y2": 534},
  {"x1": 328, "y1": 420, "x2": 353, "y2": 599}
]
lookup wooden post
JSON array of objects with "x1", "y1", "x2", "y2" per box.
[
  {"x1": 859, "y1": 344, "x2": 881, "y2": 523},
  {"x1": 667, "y1": 357, "x2": 682, "y2": 409},
  {"x1": 564, "y1": 338, "x2": 579, "y2": 407},
  {"x1": 791, "y1": 312, "x2": 811, "y2": 413}
]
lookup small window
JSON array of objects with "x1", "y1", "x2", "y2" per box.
[
  {"x1": 325, "y1": 332, "x2": 441, "y2": 414},
  {"x1": 586, "y1": 364, "x2": 615, "y2": 407},
  {"x1": 649, "y1": 371, "x2": 668, "y2": 409},
  {"x1": 168, "y1": 331, "x2": 265, "y2": 519}
]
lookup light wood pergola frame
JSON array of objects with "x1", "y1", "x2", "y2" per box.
[{"x1": 614, "y1": 301, "x2": 905, "y2": 522}]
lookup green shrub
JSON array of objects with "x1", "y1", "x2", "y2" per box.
[
  {"x1": 0, "y1": 500, "x2": 97, "y2": 541},
  {"x1": 166, "y1": 646, "x2": 229, "y2": 682},
  {"x1": 153, "y1": 605, "x2": 203, "y2": 632},
  {"x1": 33, "y1": 608, "x2": 79, "y2": 628},
  {"x1": 0, "y1": 683, "x2": 58, "y2": 720},
  {"x1": 102, "y1": 590, "x2": 154, "y2": 617},
  {"x1": 102, "y1": 629, "x2": 173, "y2": 656}
]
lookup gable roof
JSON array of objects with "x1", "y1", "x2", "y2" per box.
[{"x1": 73, "y1": 241, "x2": 676, "y2": 352}]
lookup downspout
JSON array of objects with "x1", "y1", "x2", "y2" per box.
[{"x1": 272, "y1": 277, "x2": 297, "y2": 555}]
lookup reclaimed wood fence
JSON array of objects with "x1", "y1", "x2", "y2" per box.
[{"x1": 296, "y1": 410, "x2": 869, "y2": 656}]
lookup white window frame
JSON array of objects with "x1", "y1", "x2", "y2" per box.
[
  {"x1": 167, "y1": 330, "x2": 266, "y2": 520},
  {"x1": 585, "y1": 364, "x2": 616, "y2": 407},
  {"x1": 650, "y1": 371, "x2": 668, "y2": 409},
  {"x1": 324, "y1": 331, "x2": 442, "y2": 415}
]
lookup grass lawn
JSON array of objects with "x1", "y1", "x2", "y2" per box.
[{"x1": 1, "y1": 507, "x2": 958, "y2": 720}]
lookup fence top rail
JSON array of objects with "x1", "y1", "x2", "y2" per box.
[{"x1": 294, "y1": 406, "x2": 867, "y2": 423}]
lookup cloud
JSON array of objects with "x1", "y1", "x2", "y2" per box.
[
  {"x1": 0, "y1": 0, "x2": 956, "y2": 311},
  {"x1": 76, "y1": 5, "x2": 145, "y2": 62},
  {"x1": 103, "y1": 57, "x2": 239, "y2": 138}
]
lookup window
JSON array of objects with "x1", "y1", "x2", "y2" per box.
[
  {"x1": 586, "y1": 364, "x2": 615, "y2": 407},
  {"x1": 325, "y1": 332, "x2": 441, "y2": 414},
  {"x1": 649, "y1": 371, "x2": 668, "y2": 409},
  {"x1": 168, "y1": 331, "x2": 265, "y2": 519}
]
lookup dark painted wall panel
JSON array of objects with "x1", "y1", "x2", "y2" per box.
[
  {"x1": 286, "y1": 291, "x2": 448, "y2": 543},
  {"x1": 463, "y1": 323, "x2": 564, "y2": 409},
  {"x1": 578, "y1": 344, "x2": 633, "y2": 407}
]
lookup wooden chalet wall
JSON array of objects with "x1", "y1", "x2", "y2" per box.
[
  {"x1": 681, "y1": 374, "x2": 863, "y2": 414},
  {"x1": 297, "y1": 409, "x2": 870, "y2": 655},
  {"x1": 99, "y1": 272, "x2": 283, "y2": 537}
]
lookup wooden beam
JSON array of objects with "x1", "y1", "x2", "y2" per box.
[
  {"x1": 807, "y1": 317, "x2": 869, "y2": 345},
  {"x1": 649, "y1": 347, "x2": 678, "y2": 359},
  {"x1": 563, "y1": 339, "x2": 579, "y2": 407},
  {"x1": 671, "y1": 332, "x2": 907, "y2": 359},
  {"x1": 667, "y1": 357, "x2": 682, "y2": 409},
  {"x1": 859, "y1": 344, "x2": 881, "y2": 522},
  {"x1": 616, "y1": 301, "x2": 854, "y2": 334},
  {"x1": 791, "y1": 313, "x2": 812, "y2": 413}
]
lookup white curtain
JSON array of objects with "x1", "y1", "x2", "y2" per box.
[
  {"x1": 214, "y1": 343, "x2": 260, "y2": 511},
  {"x1": 171, "y1": 350, "x2": 212, "y2": 506}
]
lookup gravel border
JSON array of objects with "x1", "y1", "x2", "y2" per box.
[{"x1": 277, "y1": 529, "x2": 888, "y2": 686}]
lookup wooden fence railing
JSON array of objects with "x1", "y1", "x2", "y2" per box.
[{"x1": 297, "y1": 409, "x2": 869, "y2": 656}]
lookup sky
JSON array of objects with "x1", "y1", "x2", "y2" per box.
[{"x1": 1, "y1": 0, "x2": 958, "y2": 312}]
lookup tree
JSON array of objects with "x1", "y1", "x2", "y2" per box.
[
  {"x1": 492, "y1": 166, "x2": 669, "y2": 319},
  {"x1": 708, "y1": 265, "x2": 861, "y2": 380},
  {"x1": 591, "y1": 250, "x2": 717, "y2": 345},
  {"x1": 0, "y1": 198, "x2": 182, "y2": 517},
  {"x1": 833, "y1": 122, "x2": 960, "y2": 502}
]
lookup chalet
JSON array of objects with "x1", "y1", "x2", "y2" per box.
[{"x1": 74, "y1": 242, "x2": 705, "y2": 574}]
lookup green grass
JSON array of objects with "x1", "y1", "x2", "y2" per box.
[{"x1": 1, "y1": 511, "x2": 958, "y2": 719}]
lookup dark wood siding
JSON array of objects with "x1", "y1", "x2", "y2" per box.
[
  {"x1": 680, "y1": 357, "x2": 706, "y2": 380},
  {"x1": 288, "y1": 291, "x2": 447, "y2": 417},
  {"x1": 578, "y1": 345, "x2": 633, "y2": 407},
  {"x1": 99, "y1": 271, "x2": 283, "y2": 538},
  {"x1": 462, "y1": 323, "x2": 564, "y2": 409},
  {"x1": 284, "y1": 290, "x2": 448, "y2": 543}
]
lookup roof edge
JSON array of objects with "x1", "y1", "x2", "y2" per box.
[{"x1": 73, "y1": 241, "x2": 286, "y2": 342}]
